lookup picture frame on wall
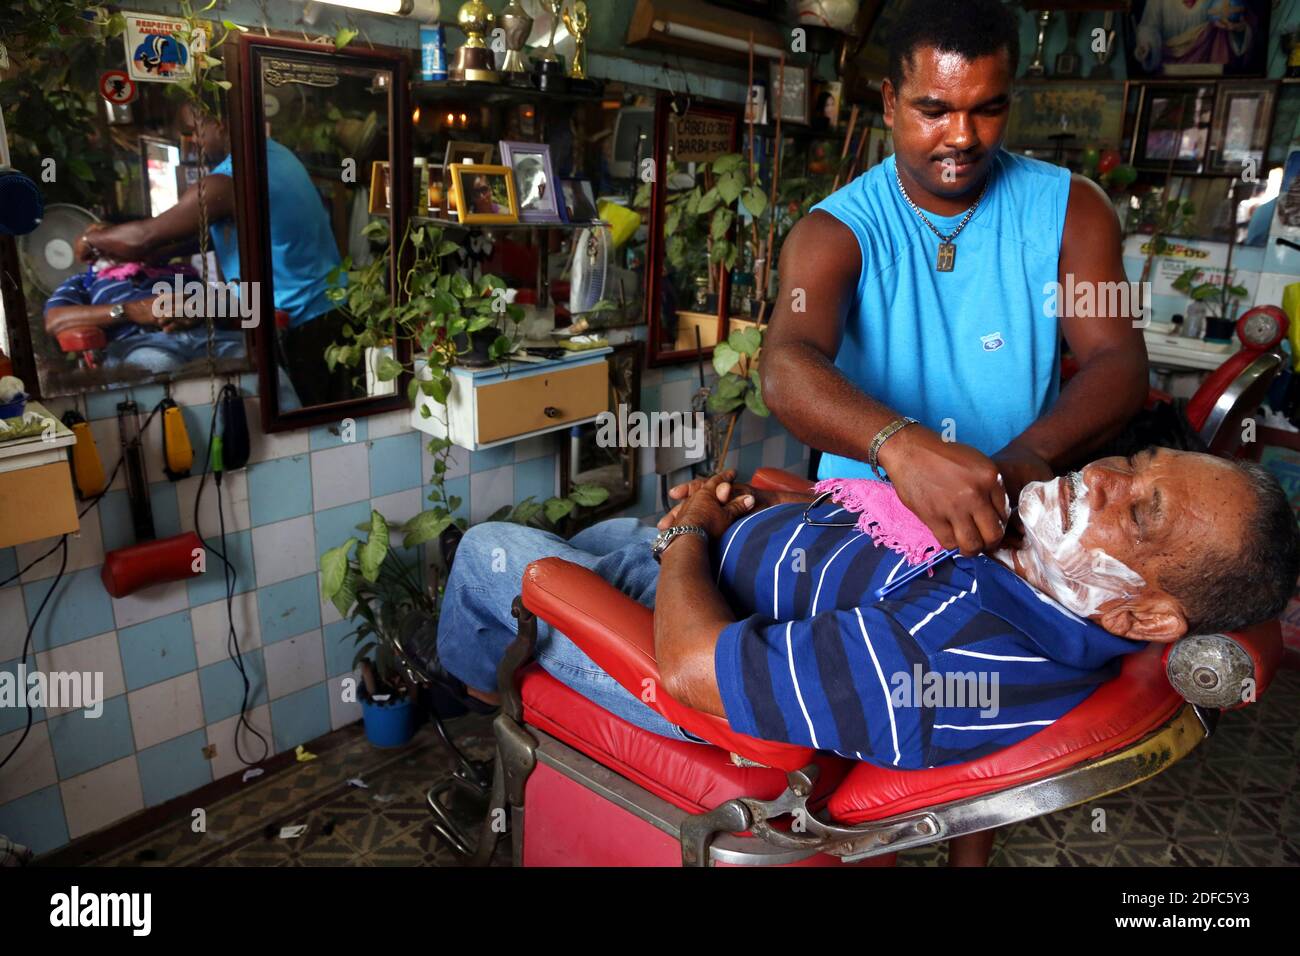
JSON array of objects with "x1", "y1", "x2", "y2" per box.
[
  {"x1": 1125, "y1": 0, "x2": 1271, "y2": 79},
  {"x1": 1005, "y1": 82, "x2": 1125, "y2": 150},
  {"x1": 560, "y1": 178, "x2": 599, "y2": 223},
  {"x1": 442, "y1": 140, "x2": 494, "y2": 220},
  {"x1": 449, "y1": 163, "x2": 519, "y2": 225},
  {"x1": 499, "y1": 141, "x2": 563, "y2": 224},
  {"x1": 368, "y1": 160, "x2": 390, "y2": 215},
  {"x1": 1208, "y1": 81, "x2": 1277, "y2": 175},
  {"x1": 769, "y1": 61, "x2": 810, "y2": 126},
  {"x1": 1131, "y1": 82, "x2": 1217, "y2": 172}
]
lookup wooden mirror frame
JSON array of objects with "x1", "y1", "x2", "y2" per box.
[
  {"x1": 227, "y1": 34, "x2": 412, "y2": 433},
  {"x1": 644, "y1": 93, "x2": 741, "y2": 367}
]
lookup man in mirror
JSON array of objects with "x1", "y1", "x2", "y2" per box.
[{"x1": 72, "y1": 99, "x2": 352, "y2": 408}]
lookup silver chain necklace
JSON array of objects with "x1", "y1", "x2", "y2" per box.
[{"x1": 894, "y1": 164, "x2": 990, "y2": 272}]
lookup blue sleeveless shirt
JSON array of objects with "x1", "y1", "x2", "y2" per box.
[{"x1": 810, "y1": 150, "x2": 1072, "y2": 480}]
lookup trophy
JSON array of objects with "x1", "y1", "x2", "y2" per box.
[
  {"x1": 449, "y1": 0, "x2": 497, "y2": 83},
  {"x1": 1053, "y1": 12, "x2": 1082, "y2": 78},
  {"x1": 1026, "y1": 10, "x2": 1052, "y2": 77},
  {"x1": 1090, "y1": 11, "x2": 1118, "y2": 79},
  {"x1": 537, "y1": 0, "x2": 561, "y2": 64},
  {"x1": 500, "y1": 0, "x2": 533, "y2": 76},
  {"x1": 561, "y1": 1, "x2": 590, "y2": 81}
]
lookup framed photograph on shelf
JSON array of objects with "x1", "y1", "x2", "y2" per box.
[
  {"x1": 768, "y1": 61, "x2": 810, "y2": 125},
  {"x1": 560, "y1": 178, "x2": 599, "y2": 223},
  {"x1": 499, "y1": 141, "x2": 562, "y2": 223},
  {"x1": 368, "y1": 160, "x2": 390, "y2": 215},
  {"x1": 1125, "y1": 0, "x2": 1271, "y2": 79},
  {"x1": 1006, "y1": 82, "x2": 1125, "y2": 150},
  {"x1": 441, "y1": 141, "x2": 494, "y2": 220},
  {"x1": 449, "y1": 163, "x2": 519, "y2": 225},
  {"x1": 1131, "y1": 82, "x2": 1217, "y2": 172},
  {"x1": 1209, "y1": 81, "x2": 1277, "y2": 175}
]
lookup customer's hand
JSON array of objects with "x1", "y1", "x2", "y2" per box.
[
  {"x1": 123, "y1": 298, "x2": 165, "y2": 327},
  {"x1": 670, "y1": 470, "x2": 757, "y2": 541},
  {"x1": 658, "y1": 473, "x2": 806, "y2": 531},
  {"x1": 878, "y1": 426, "x2": 1010, "y2": 557}
]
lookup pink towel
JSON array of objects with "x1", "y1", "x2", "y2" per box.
[
  {"x1": 812, "y1": 478, "x2": 942, "y2": 566},
  {"x1": 96, "y1": 262, "x2": 196, "y2": 283}
]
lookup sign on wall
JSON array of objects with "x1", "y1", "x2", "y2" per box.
[
  {"x1": 122, "y1": 12, "x2": 199, "y2": 84},
  {"x1": 670, "y1": 113, "x2": 736, "y2": 165}
]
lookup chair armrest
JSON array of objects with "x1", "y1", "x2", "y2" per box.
[
  {"x1": 521, "y1": 557, "x2": 817, "y2": 772},
  {"x1": 56, "y1": 327, "x2": 107, "y2": 352},
  {"x1": 750, "y1": 467, "x2": 814, "y2": 494},
  {"x1": 1163, "y1": 619, "x2": 1282, "y2": 709}
]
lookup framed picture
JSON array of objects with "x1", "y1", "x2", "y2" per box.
[
  {"x1": 1208, "y1": 81, "x2": 1277, "y2": 175},
  {"x1": 560, "y1": 178, "x2": 599, "y2": 223},
  {"x1": 499, "y1": 141, "x2": 562, "y2": 223},
  {"x1": 1125, "y1": 0, "x2": 1271, "y2": 79},
  {"x1": 1005, "y1": 81, "x2": 1126, "y2": 150},
  {"x1": 768, "y1": 61, "x2": 810, "y2": 125},
  {"x1": 1131, "y1": 82, "x2": 1217, "y2": 172},
  {"x1": 449, "y1": 163, "x2": 519, "y2": 225},
  {"x1": 441, "y1": 141, "x2": 494, "y2": 219},
  {"x1": 368, "y1": 160, "x2": 390, "y2": 215}
]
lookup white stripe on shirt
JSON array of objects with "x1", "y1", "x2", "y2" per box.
[
  {"x1": 810, "y1": 531, "x2": 864, "y2": 616},
  {"x1": 854, "y1": 607, "x2": 901, "y2": 766},
  {"x1": 908, "y1": 588, "x2": 969, "y2": 637},
  {"x1": 942, "y1": 647, "x2": 1048, "y2": 663},
  {"x1": 933, "y1": 719, "x2": 1055, "y2": 731},
  {"x1": 784, "y1": 621, "x2": 819, "y2": 749},
  {"x1": 772, "y1": 522, "x2": 804, "y2": 618},
  {"x1": 715, "y1": 507, "x2": 767, "y2": 583}
]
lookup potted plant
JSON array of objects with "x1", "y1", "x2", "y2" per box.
[
  {"x1": 321, "y1": 511, "x2": 437, "y2": 747},
  {"x1": 1173, "y1": 266, "x2": 1247, "y2": 343}
]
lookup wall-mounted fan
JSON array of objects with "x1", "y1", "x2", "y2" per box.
[{"x1": 18, "y1": 204, "x2": 99, "y2": 297}]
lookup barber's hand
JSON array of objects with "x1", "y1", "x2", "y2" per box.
[
  {"x1": 659, "y1": 474, "x2": 805, "y2": 531},
  {"x1": 991, "y1": 442, "x2": 1054, "y2": 512},
  {"x1": 879, "y1": 427, "x2": 1010, "y2": 557},
  {"x1": 670, "y1": 470, "x2": 757, "y2": 541},
  {"x1": 75, "y1": 224, "x2": 108, "y2": 263}
]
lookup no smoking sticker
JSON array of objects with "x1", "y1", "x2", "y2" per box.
[{"x1": 99, "y1": 70, "x2": 137, "y2": 105}]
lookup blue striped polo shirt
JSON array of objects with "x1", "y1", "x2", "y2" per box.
[
  {"x1": 711, "y1": 501, "x2": 1142, "y2": 769},
  {"x1": 45, "y1": 269, "x2": 160, "y2": 343}
]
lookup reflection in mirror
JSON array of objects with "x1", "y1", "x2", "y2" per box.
[
  {"x1": 6, "y1": 71, "x2": 253, "y2": 399},
  {"x1": 254, "y1": 55, "x2": 394, "y2": 414},
  {"x1": 1133, "y1": 171, "x2": 1281, "y2": 246}
]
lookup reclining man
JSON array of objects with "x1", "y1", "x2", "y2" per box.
[{"x1": 437, "y1": 452, "x2": 1300, "y2": 768}]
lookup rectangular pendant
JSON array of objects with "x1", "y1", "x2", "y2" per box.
[{"x1": 936, "y1": 242, "x2": 956, "y2": 272}]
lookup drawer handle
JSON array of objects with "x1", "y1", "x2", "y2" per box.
[{"x1": 543, "y1": 405, "x2": 561, "y2": 418}]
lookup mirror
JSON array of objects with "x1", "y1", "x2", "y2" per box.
[
  {"x1": 230, "y1": 36, "x2": 410, "y2": 431},
  {"x1": 0, "y1": 46, "x2": 254, "y2": 399},
  {"x1": 645, "y1": 95, "x2": 741, "y2": 366}
]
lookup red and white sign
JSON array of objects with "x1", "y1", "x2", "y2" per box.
[{"x1": 99, "y1": 70, "x2": 137, "y2": 105}]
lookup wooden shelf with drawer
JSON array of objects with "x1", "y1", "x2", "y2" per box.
[
  {"x1": 0, "y1": 402, "x2": 80, "y2": 549},
  {"x1": 411, "y1": 348, "x2": 613, "y2": 451}
]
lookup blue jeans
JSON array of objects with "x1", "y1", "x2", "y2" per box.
[{"x1": 437, "y1": 517, "x2": 706, "y2": 743}]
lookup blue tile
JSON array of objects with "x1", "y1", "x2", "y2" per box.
[
  {"x1": 0, "y1": 786, "x2": 69, "y2": 855},
  {"x1": 23, "y1": 568, "x2": 116, "y2": 652},
  {"x1": 98, "y1": 490, "x2": 136, "y2": 554},
  {"x1": 137, "y1": 729, "x2": 212, "y2": 807},
  {"x1": 118, "y1": 610, "x2": 197, "y2": 690},
  {"x1": 149, "y1": 481, "x2": 182, "y2": 539},
  {"x1": 198, "y1": 651, "x2": 267, "y2": 725},
  {"x1": 269, "y1": 682, "x2": 330, "y2": 753},
  {"x1": 46, "y1": 695, "x2": 134, "y2": 779},
  {"x1": 627, "y1": 472, "x2": 661, "y2": 519},
  {"x1": 661, "y1": 365, "x2": 696, "y2": 383},
  {"x1": 187, "y1": 529, "x2": 256, "y2": 605},
  {"x1": 323, "y1": 619, "x2": 361, "y2": 678},
  {"x1": 440, "y1": 476, "x2": 470, "y2": 523},
  {"x1": 0, "y1": 658, "x2": 45, "y2": 734},
  {"x1": 368, "y1": 434, "x2": 422, "y2": 497},
  {"x1": 0, "y1": 548, "x2": 17, "y2": 585},
  {"x1": 247, "y1": 455, "x2": 313, "y2": 526},
  {"x1": 469, "y1": 443, "x2": 514, "y2": 474},
  {"x1": 85, "y1": 385, "x2": 166, "y2": 421},
  {"x1": 640, "y1": 385, "x2": 661, "y2": 415},
  {"x1": 764, "y1": 411, "x2": 784, "y2": 438},
  {"x1": 313, "y1": 501, "x2": 371, "y2": 560},
  {"x1": 310, "y1": 418, "x2": 368, "y2": 450},
  {"x1": 739, "y1": 441, "x2": 764, "y2": 482},
  {"x1": 256, "y1": 573, "x2": 322, "y2": 645},
  {"x1": 785, "y1": 434, "x2": 806, "y2": 468},
  {"x1": 237, "y1": 373, "x2": 259, "y2": 395},
  {"x1": 513, "y1": 455, "x2": 555, "y2": 505}
]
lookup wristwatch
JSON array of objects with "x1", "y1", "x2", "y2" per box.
[
  {"x1": 651, "y1": 524, "x2": 708, "y2": 562},
  {"x1": 108, "y1": 303, "x2": 126, "y2": 322}
]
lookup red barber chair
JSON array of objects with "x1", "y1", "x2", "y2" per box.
[
  {"x1": 56, "y1": 327, "x2": 107, "y2": 369},
  {"x1": 465, "y1": 313, "x2": 1288, "y2": 868}
]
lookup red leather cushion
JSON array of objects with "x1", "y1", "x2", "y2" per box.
[
  {"x1": 56, "y1": 327, "x2": 107, "y2": 352},
  {"x1": 521, "y1": 665, "x2": 851, "y2": 816},
  {"x1": 828, "y1": 645, "x2": 1183, "y2": 824}
]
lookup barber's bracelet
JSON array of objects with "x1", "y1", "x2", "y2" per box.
[{"x1": 867, "y1": 416, "x2": 917, "y2": 480}]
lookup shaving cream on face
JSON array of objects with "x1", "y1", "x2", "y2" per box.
[{"x1": 1014, "y1": 471, "x2": 1145, "y2": 618}]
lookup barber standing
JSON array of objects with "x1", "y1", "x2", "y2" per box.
[{"x1": 759, "y1": 0, "x2": 1148, "y2": 557}]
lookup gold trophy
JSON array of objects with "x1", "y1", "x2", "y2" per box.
[
  {"x1": 561, "y1": 1, "x2": 590, "y2": 81},
  {"x1": 449, "y1": 0, "x2": 498, "y2": 83}
]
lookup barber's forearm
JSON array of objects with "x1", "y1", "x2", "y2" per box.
[
  {"x1": 1011, "y1": 346, "x2": 1148, "y2": 469},
  {"x1": 653, "y1": 536, "x2": 731, "y2": 716},
  {"x1": 763, "y1": 343, "x2": 909, "y2": 466},
  {"x1": 90, "y1": 222, "x2": 155, "y2": 262}
]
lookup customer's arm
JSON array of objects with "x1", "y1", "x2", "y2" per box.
[
  {"x1": 45, "y1": 297, "x2": 162, "y2": 336},
  {"x1": 653, "y1": 471, "x2": 755, "y2": 716}
]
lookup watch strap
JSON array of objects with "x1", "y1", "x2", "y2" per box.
[{"x1": 653, "y1": 524, "x2": 708, "y2": 562}]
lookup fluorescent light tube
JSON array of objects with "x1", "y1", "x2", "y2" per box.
[{"x1": 651, "y1": 19, "x2": 785, "y2": 60}]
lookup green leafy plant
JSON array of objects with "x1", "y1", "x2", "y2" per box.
[{"x1": 1173, "y1": 266, "x2": 1247, "y2": 319}]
